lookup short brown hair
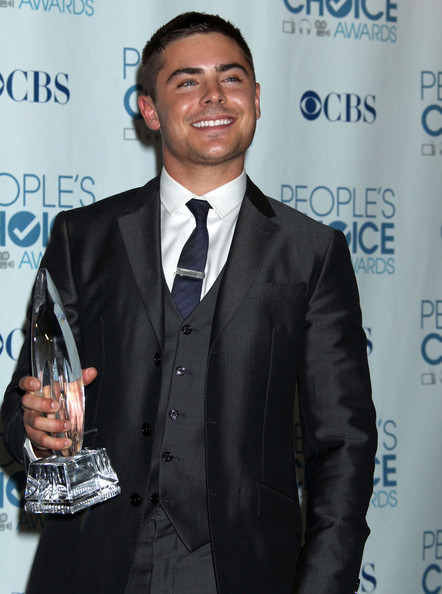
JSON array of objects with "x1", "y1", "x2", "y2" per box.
[{"x1": 141, "y1": 11, "x2": 255, "y2": 101}]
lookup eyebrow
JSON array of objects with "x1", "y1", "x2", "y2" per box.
[{"x1": 166, "y1": 62, "x2": 249, "y2": 85}]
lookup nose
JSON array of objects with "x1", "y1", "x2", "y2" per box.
[{"x1": 200, "y1": 79, "x2": 226, "y2": 105}]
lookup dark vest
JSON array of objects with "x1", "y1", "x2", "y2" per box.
[{"x1": 145, "y1": 276, "x2": 223, "y2": 551}]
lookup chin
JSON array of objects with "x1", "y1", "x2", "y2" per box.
[{"x1": 199, "y1": 143, "x2": 249, "y2": 164}]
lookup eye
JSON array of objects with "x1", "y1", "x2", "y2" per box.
[
  {"x1": 224, "y1": 75, "x2": 241, "y2": 83},
  {"x1": 178, "y1": 79, "x2": 197, "y2": 88}
]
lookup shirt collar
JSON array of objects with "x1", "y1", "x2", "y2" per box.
[{"x1": 160, "y1": 167, "x2": 246, "y2": 218}]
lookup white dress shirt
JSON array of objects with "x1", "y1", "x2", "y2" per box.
[{"x1": 160, "y1": 167, "x2": 246, "y2": 297}]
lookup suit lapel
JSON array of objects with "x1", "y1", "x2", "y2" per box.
[
  {"x1": 117, "y1": 176, "x2": 279, "y2": 351},
  {"x1": 118, "y1": 179, "x2": 164, "y2": 349},
  {"x1": 210, "y1": 178, "x2": 281, "y2": 348}
]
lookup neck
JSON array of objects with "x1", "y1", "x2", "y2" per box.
[{"x1": 163, "y1": 158, "x2": 245, "y2": 195}]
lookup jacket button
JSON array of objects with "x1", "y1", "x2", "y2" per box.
[
  {"x1": 141, "y1": 423, "x2": 152, "y2": 436},
  {"x1": 129, "y1": 493, "x2": 141, "y2": 507},
  {"x1": 150, "y1": 493, "x2": 159, "y2": 504},
  {"x1": 154, "y1": 353, "x2": 162, "y2": 366},
  {"x1": 162, "y1": 451, "x2": 173, "y2": 462},
  {"x1": 175, "y1": 366, "x2": 186, "y2": 375},
  {"x1": 168, "y1": 409, "x2": 179, "y2": 420},
  {"x1": 182, "y1": 324, "x2": 192, "y2": 335}
]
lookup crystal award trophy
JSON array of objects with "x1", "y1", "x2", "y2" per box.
[{"x1": 24, "y1": 268, "x2": 120, "y2": 514}]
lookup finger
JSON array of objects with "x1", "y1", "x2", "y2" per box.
[
  {"x1": 24, "y1": 410, "x2": 71, "y2": 435},
  {"x1": 22, "y1": 393, "x2": 59, "y2": 415},
  {"x1": 82, "y1": 367, "x2": 97, "y2": 386},
  {"x1": 26, "y1": 425, "x2": 72, "y2": 455},
  {"x1": 18, "y1": 376, "x2": 40, "y2": 393},
  {"x1": 67, "y1": 380, "x2": 83, "y2": 448}
]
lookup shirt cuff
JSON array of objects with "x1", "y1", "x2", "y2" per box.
[{"x1": 23, "y1": 437, "x2": 39, "y2": 464}]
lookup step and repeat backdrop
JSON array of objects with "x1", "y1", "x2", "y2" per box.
[{"x1": 1, "y1": 1, "x2": 441, "y2": 593}]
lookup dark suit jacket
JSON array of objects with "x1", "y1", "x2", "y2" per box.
[{"x1": 2, "y1": 176, "x2": 376, "y2": 594}]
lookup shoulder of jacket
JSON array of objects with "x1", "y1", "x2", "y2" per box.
[{"x1": 61, "y1": 176, "x2": 160, "y2": 222}]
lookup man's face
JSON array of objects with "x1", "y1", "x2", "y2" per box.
[{"x1": 139, "y1": 32, "x2": 260, "y2": 173}]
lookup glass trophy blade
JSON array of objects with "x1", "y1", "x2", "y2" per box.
[
  {"x1": 24, "y1": 268, "x2": 120, "y2": 514},
  {"x1": 31, "y1": 268, "x2": 84, "y2": 455}
]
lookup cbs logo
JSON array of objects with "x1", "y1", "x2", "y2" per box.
[
  {"x1": 300, "y1": 90, "x2": 376, "y2": 123},
  {"x1": 0, "y1": 70, "x2": 69, "y2": 104}
]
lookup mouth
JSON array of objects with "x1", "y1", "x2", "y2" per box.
[{"x1": 191, "y1": 117, "x2": 235, "y2": 129}]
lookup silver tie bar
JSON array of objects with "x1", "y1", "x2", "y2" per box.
[{"x1": 175, "y1": 267, "x2": 205, "y2": 280}]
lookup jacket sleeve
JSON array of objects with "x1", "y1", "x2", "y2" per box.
[
  {"x1": 293, "y1": 229, "x2": 377, "y2": 594},
  {"x1": 1, "y1": 211, "x2": 80, "y2": 466}
]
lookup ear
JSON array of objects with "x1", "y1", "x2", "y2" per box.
[
  {"x1": 138, "y1": 95, "x2": 161, "y2": 131},
  {"x1": 254, "y1": 83, "x2": 261, "y2": 120}
]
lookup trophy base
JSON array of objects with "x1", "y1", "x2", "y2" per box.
[{"x1": 24, "y1": 448, "x2": 121, "y2": 515}]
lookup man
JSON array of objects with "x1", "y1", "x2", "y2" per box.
[{"x1": 2, "y1": 11, "x2": 376, "y2": 594}]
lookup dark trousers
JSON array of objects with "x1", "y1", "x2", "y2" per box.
[{"x1": 125, "y1": 507, "x2": 217, "y2": 593}]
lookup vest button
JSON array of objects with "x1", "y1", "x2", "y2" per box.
[
  {"x1": 182, "y1": 324, "x2": 192, "y2": 335},
  {"x1": 154, "y1": 352, "x2": 162, "y2": 366},
  {"x1": 141, "y1": 423, "x2": 152, "y2": 436},
  {"x1": 162, "y1": 451, "x2": 173, "y2": 462},
  {"x1": 168, "y1": 409, "x2": 179, "y2": 421},
  {"x1": 129, "y1": 493, "x2": 141, "y2": 507},
  {"x1": 150, "y1": 493, "x2": 159, "y2": 504},
  {"x1": 175, "y1": 366, "x2": 186, "y2": 376}
]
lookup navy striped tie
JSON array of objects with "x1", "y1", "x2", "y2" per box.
[{"x1": 171, "y1": 199, "x2": 211, "y2": 318}]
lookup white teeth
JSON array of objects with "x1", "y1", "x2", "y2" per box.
[{"x1": 192, "y1": 118, "x2": 232, "y2": 128}]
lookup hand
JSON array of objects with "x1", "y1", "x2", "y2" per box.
[{"x1": 20, "y1": 367, "x2": 97, "y2": 459}]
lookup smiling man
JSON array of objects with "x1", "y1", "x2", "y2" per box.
[
  {"x1": 138, "y1": 31, "x2": 260, "y2": 191},
  {"x1": 2, "y1": 11, "x2": 376, "y2": 594}
]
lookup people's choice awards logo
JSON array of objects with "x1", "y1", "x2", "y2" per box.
[
  {"x1": 420, "y1": 71, "x2": 442, "y2": 157},
  {"x1": 0, "y1": 172, "x2": 95, "y2": 270},
  {"x1": 0, "y1": 0, "x2": 95, "y2": 16},
  {"x1": 0, "y1": 328, "x2": 25, "y2": 361},
  {"x1": 371, "y1": 419, "x2": 397, "y2": 509},
  {"x1": 282, "y1": 0, "x2": 397, "y2": 42},
  {"x1": 420, "y1": 300, "x2": 442, "y2": 385},
  {"x1": 280, "y1": 183, "x2": 396, "y2": 275},
  {"x1": 0, "y1": 436, "x2": 25, "y2": 511},
  {"x1": 122, "y1": 47, "x2": 162, "y2": 146},
  {"x1": 0, "y1": 436, "x2": 45, "y2": 532},
  {"x1": 422, "y1": 530, "x2": 442, "y2": 594}
]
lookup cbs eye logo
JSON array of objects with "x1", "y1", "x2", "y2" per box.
[
  {"x1": 300, "y1": 90, "x2": 376, "y2": 123},
  {"x1": 300, "y1": 91, "x2": 322, "y2": 120}
]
